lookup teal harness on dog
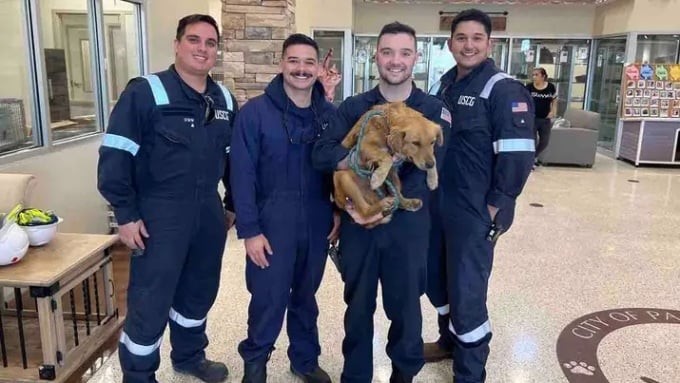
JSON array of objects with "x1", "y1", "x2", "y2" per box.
[{"x1": 347, "y1": 110, "x2": 403, "y2": 214}]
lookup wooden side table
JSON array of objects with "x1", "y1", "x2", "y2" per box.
[{"x1": 0, "y1": 233, "x2": 124, "y2": 382}]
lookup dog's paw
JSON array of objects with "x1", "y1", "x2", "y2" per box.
[
  {"x1": 427, "y1": 169, "x2": 438, "y2": 190},
  {"x1": 371, "y1": 169, "x2": 389, "y2": 190},
  {"x1": 401, "y1": 198, "x2": 423, "y2": 212},
  {"x1": 379, "y1": 197, "x2": 396, "y2": 212}
]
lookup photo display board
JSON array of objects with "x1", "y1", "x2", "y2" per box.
[{"x1": 621, "y1": 63, "x2": 680, "y2": 118}]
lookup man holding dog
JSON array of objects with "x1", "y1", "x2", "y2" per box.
[
  {"x1": 425, "y1": 9, "x2": 535, "y2": 383},
  {"x1": 229, "y1": 33, "x2": 339, "y2": 383},
  {"x1": 312, "y1": 22, "x2": 450, "y2": 383}
]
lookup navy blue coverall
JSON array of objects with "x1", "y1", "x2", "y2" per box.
[
  {"x1": 97, "y1": 65, "x2": 237, "y2": 383},
  {"x1": 427, "y1": 58, "x2": 535, "y2": 382},
  {"x1": 311, "y1": 85, "x2": 451, "y2": 382},
  {"x1": 230, "y1": 75, "x2": 336, "y2": 373}
]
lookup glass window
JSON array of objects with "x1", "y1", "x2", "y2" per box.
[
  {"x1": 40, "y1": 0, "x2": 98, "y2": 142},
  {"x1": 102, "y1": 0, "x2": 142, "y2": 109},
  {"x1": 635, "y1": 34, "x2": 680, "y2": 64},
  {"x1": 509, "y1": 38, "x2": 590, "y2": 115},
  {"x1": 313, "y1": 30, "x2": 347, "y2": 106},
  {"x1": 429, "y1": 37, "x2": 455, "y2": 89},
  {"x1": 0, "y1": 0, "x2": 37, "y2": 156}
]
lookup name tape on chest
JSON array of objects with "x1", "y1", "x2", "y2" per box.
[
  {"x1": 215, "y1": 110, "x2": 230, "y2": 121},
  {"x1": 458, "y1": 95, "x2": 476, "y2": 107}
]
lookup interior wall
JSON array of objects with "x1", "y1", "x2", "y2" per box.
[
  {"x1": 0, "y1": 138, "x2": 108, "y2": 234},
  {"x1": 593, "y1": 0, "x2": 634, "y2": 36},
  {"x1": 0, "y1": 0, "x2": 212, "y2": 235},
  {"x1": 352, "y1": 2, "x2": 595, "y2": 36},
  {"x1": 146, "y1": 0, "x2": 209, "y2": 71},
  {"x1": 296, "y1": 0, "x2": 353, "y2": 35},
  {"x1": 628, "y1": 0, "x2": 680, "y2": 32}
]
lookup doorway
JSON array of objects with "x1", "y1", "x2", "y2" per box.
[{"x1": 588, "y1": 37, "x2": 627, "y2": 151}]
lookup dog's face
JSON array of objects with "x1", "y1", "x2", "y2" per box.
[{"x1": 382, "y1": 102, "x2": 444, "y2": 170}]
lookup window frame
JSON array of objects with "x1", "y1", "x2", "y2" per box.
[{"x1": 0, "y1": 0, "x2": 148, "y2": 164}]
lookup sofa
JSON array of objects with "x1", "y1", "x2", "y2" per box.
[
  {"x1": 0, "y1": 173, "x2": 37, "y2": 214},
  {"x1": 538, "y1": 108, "x2": 600, "y2": 167}
]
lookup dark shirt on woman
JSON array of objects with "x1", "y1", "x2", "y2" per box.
[{"x1": 526, "y1": 83, "x2": 556, "y2": 119}]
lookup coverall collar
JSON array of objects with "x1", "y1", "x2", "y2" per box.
[
  {"x1": 168, "y1": 64, "x2": 220, "y2": 102},
  {"x1": 365, "y1": 81, "x2": 425, "y2": 106},
  {"x1": 441, "y1": 58, "x2": 496, "y2": 87},
  {"x1": 264, "y1": 73, "x2": 329, "y2": 119}
]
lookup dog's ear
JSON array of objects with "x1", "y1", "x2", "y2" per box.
[
  {"x1": 387, "y1": 129, "x2": 405, "y2": 153},
  {"x1": 436, "y1": 126, "x2": 444, "y2": 146}
]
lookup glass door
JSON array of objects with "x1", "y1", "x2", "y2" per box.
[
  {"x1": 428, "y1": 37, "x2": 455, "y2": 90},
  {"x1": 312, "y1": 30, "x2": 349, "y2": 105},
  {"x1": 491, "y1": 38, "x2": 509, "y2": 71},
  {"x1": 353, "y1": 36, "x2": 377, "y2": 95},
  {"x1": 509, "y1": 38, "x2": 591, "y2": 115},
  {"x1": 588, "y1": 37, "x2": 627, "y2": 151}
]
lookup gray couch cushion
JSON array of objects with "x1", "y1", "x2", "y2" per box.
[{"x1": 562, "y1": 109, "x2": 600, "y2": 131}]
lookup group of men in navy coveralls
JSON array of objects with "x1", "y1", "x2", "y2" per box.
[{"x1": 97, "y1": 8, "x2": 534, "y2": 383}]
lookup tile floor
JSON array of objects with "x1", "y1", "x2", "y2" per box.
[{"x1": 87, "y1": 154, "x2": 680, "y2": 383}]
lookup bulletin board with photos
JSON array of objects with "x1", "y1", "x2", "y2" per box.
[{"x1": 621, "y1": 63, "x2": 680, "y2": 118}]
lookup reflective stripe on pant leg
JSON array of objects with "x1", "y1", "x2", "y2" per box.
[
  {"x1": 118, "y1": 330, "x2": 163, "y2": 383},
  {"x1": 169, "y1": 308, "x2": 207, "y2": 328},
  {"x1": 449, "y1": 320, "x2": 491, "y2": 344},
  {"x1": 120, "y1": 331, "x2": 163, "y2": 356},
  {"x1": 169, "y1": 198, "x2": 226, "y2": 370},
  {"x1": 445, "y1": 214, "x2": 494, "y2": 382}
]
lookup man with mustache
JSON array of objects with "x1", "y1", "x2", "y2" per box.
[
  {"x1": 98, "y1": 14, "x2": 237, "y2": 383},
  {"x1": 312, "y1": 22, "x2": 450, "y2": 383},
  {"x1": 425, "y1": 9, "x2": 535, "y2": 383},
  {"x1": 229, "y1": 33, "x2": 339, "y2": 383}
]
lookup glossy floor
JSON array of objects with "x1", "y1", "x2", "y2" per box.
[{"x1": 87, "y1": 154, "x2": 680, "y2": 383}]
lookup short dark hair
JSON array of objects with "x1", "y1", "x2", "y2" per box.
[
  {"x1": 378, "y1": 21, "x2": 417, "y2": 44},
  {"x1": 282, "y1": 33, "x2": 319, "y2": 56},
  {"x1": 176, "y1": 14, "x2": 220, "y2": 41},
  {"x1": 450, "y1": 9, "x2": 492, "y2": 37}
]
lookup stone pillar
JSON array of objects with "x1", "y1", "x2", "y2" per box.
[{"x1": 222, "y1": 0, "x2": 296, "y2": 104}]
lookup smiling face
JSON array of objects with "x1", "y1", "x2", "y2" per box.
[
  {"x1": 375, "y1": 32, "x2": 418, "y2": 86},
  {"x1": 280, "y1": 43, "x2": 320, "y2": 92},
  {"x1": 448, "y1": 20, "x2": 491, "y2": 74},
  {"x1": 174, "y1": 21, "x2": 218, "y2": 77}
]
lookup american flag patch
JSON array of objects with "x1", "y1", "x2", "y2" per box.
[
  {"x1": 440, "y1": 107, "x2": 451, "y2": 123},
  {"x1": 511, "y1": 102, "x2": 528, "y2": 113}
]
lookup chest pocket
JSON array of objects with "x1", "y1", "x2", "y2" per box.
[
  {"x1": 142, "y1": 74, "x2": 237, "y2": 182},
  {"x1": 148, "y1": 106, "x2": 194, "y2": 182}
]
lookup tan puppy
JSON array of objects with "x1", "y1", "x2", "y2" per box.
[{"x1": 333, "y1": 102, "x2": 443, "y2": 222}]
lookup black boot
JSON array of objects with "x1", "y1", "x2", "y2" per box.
[
  {"x1": 174, "y1": 358, "x2": 228, "y2": 383},
  {"x1": 389, "y1": 365, "x2": 413, "y2": 383},
  {"x1": 290, "y1": 365, "x2": 332, "y2": 383},
  {"x1": 242, "y1": 359, "x2": 267, "y2": 383},
  {"x1": 424, "y1": 314, "x2": 455, "y2": 363}
]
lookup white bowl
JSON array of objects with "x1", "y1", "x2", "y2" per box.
[{"x1": 20, "y1": 217, "x2": 63, "y2": 247}]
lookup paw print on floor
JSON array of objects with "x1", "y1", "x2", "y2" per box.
[{"x1": 563, "y1": 361, "x2": 596, "y2": 376}]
